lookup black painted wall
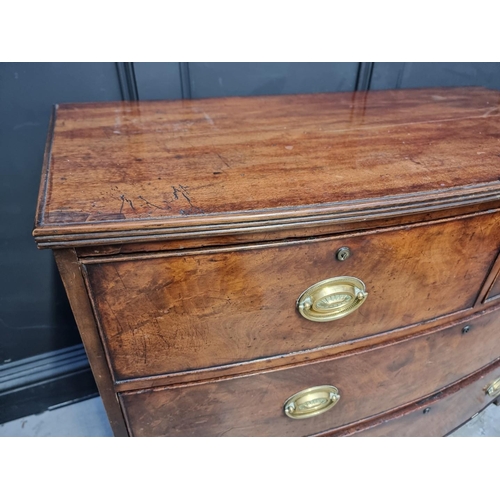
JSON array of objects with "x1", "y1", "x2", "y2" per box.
[
  {"x1": 370, "y1": 62, "x2": 500, "y2": 91},
  {"x1": 0, "y1": 63, "x2": 122, "y2": 363},
  {"x1": 1, "y1": 62, "x2": 499, "y2": 422},
  {"x1": 0, "y1": 63, "x2": 124, "y2": 421}
]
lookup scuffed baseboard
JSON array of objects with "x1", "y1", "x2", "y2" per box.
[{"x1": 0, "y1": 345, "x2": 97, "y2": 423}]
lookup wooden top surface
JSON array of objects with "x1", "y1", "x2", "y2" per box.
[{"x1": 34, "y1": 87, "x2": 500, "y2": 245}]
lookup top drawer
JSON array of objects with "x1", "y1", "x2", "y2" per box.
[{"x1": 84, "y1": 211, "x2": 500, "y2": 380}]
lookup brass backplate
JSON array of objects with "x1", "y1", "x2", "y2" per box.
[
  {"x1": 296, "y1": 276, "x2": 367, "y2": 322},
  {"x1": 485, "y1": 377, "x2": 500, "y2": 398},
  {"x1": 284, "y1": 385, "x2": 340, "y2": 419}
]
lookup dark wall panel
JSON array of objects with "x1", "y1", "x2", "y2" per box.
[
  {"x1": 371, "y1": 63, "x2": 500, "y2": 91},
  {"x1": 187, "y1": 62, "x2": 360, "y2": 98},
  {"x1": 0, "y1": 63, "x2": 122, "y2": 363},
  {"x1": 134, "y1": 63, "x2": 183, "y2": 100}
]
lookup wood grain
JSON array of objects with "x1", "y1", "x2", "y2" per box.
[
  {"x1": 34, "y1": 106, "x2": 56, "y2": 231},
  {"x1": 340, "y1": 360, "x2": 500, "y2": 437},
  {"x1": 485, "y1": 253, "x2": 500, "y2": 303},
  {"x1": 488, "y1": 272, "x2": 500, "y2": 301},
  {"x1": 74, "y1": 199, "x2": 500, "y2": 258},
  {"x1": 119, "y1": 306, "x2": 500, "y2": 437},
  {"x1": 53, "y1": 249, "x2": 128, "y2": 436},
  {"x1": 84, "y1": 211, "x2": 500, "y2": 380},
  {"x1": 33, "y1": 87, "x2": 500, "y2": 247},
  {"x1": 108, "y1": 302, "x2": 500, "y2": 391}
]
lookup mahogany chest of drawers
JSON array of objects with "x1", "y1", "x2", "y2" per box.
[{"x1": 33, "y1": 87, "x2": 500, "y2": 436}]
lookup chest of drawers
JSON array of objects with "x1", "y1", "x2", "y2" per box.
[{"x1": 33, "y1": 87, "x2": 500, "y2": 436}]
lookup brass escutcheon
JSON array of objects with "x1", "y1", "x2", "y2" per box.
[
  {"x1": 284, "y1": 385, "x2": 340, "y2": 419},
  {"x1": 296, "y1": 276, "x2": 367, "y2": 322},
  {"x1": 485, "y1": 377, "x2": 500, "y2": 398},
  {"x1": 336, "y1": 246, "x2": 351, "y2": 261}
]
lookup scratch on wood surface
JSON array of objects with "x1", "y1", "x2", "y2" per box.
[
  {"x1": 181, "y1": 191, "x2": 192, "y2": 206},
  {"x1": 138, "y1": 195, "x2": 164, "y2": 210},
  {"x1": 203, "y1": 112, "x2": 214, "y2": 125},
  {"x1": 214, "y1": 150, "x2": 231, "y2": 169},
  {"x1": 218, "y1": 427, "x2": 236, "y2": 437},
  {"x1": 482, "y1": 106, "x2": 500, "y2": 118},
  {"x1": 119, "y1": 194, "x2": 136, "y2": 212},
  {"x1": 171, "y1": 186, "x2": 181, "y2": 200},
  {"x1": 407, "y1": 156, "x2": 422, "y2": 165},
  {"x1": 169, "y1": 184, "x2": 204, "y2": 214},
  {"x1": 172, "y1": 185, "x2": 191, "y2": 203},
  {"x1": 141, "y1": 335, "x2": 147, "y2": 365}
]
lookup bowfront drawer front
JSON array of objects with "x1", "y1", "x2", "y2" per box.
[
  {"x1": 487, "y1": 274, "x2": 500, "y2": 302},
  {"x1": 349, "y1": 360, "x2": 500, "y2": 437},
  {"x1": 85, "y1": 211, "x2": 500, "y2": 380},
  {"x1": 485, "y1": 254, "x2": 500, "y2": 303},
  {"x1": 120, "y1": 307, "x2": 500, "y2": 436}
]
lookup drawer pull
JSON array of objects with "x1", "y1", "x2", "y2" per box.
[
  {"x1": 485, "y1": 377, "x2": 500, "y2": 398},
  {"x1": 297, "y1": 276, "x2": 367, "y2": 322},
  {"x1": 284, "y1": 385, "x2": 340, "y2": 419}
]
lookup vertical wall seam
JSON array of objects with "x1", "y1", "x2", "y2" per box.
[
  {"x1": 355, "y1": 62, "x2": 374, "y2": 91},
  {"x1": 116, "y1": 63, "x2": 139, "y2": 101},
  {"x1": 179, "y1": 63, "x2": 192, "y2": 99}
]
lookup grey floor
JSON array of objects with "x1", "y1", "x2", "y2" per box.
[
  {"x1": 0, "y1": 397, "x2": 113, "y2": 437},
  {"x1": 0, "y1": 397, "x2": 499, "y2": 436}
]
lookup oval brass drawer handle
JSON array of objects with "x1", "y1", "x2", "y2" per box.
[
  {"x1": 284, "y1": 385, "x2": 340, "y2": 419},
  {"x1": 485, "y1": 377, "x2": 500, "y2": 398},
  {"x1": 297, "y1": 276, "x2": 368, "y2": 322}
]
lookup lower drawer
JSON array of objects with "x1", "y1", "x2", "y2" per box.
[
  {"x1": 120, "y1": 307, "x2": 500, "y2": 437},
  {"x1": 345, "y1": 360, "x2": 500, "y2": 437}
]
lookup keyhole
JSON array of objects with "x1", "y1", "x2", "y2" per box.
[{"x1": 336, "y1": 247, "x2": 351, "y2": 261}]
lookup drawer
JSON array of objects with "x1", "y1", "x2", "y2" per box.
[
  {"x1": 488, "y1": 273, "x2": 500, "y2": 301},
  {"x1": 85, "y1": 211, "x2": 500, "y2": 380},
  {"x1": 120, "y1": 307, "x2": 500, "y2": 436},
  {"x1": 347, "y1": 360, "x2": 500, "y2": 437}
]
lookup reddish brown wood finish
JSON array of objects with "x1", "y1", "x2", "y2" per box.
[
  {"x1": 83, "y1": 211, "x2": 500, "y2": 380},
  {"x1": 488, "y1": 273, "x2": 500, "y2": 302},
  {"x1": 329, "y1": 359, "x2": 500, "y2": 437},
  {"x1": 73, "y1": 198, "x2": 500, "y2": 258},
  {"x1": 120, "y1": 307, "x2": 500, "y2": 437},
  {"x1": 53, "y1": 249, "x2": 128, "y2": 436},
  {"x1": 33, "y1": 87, "x2": 500, "y2": 248},
  {"x1": 108, "y1": 302, "x2": 500, "y2": 392},
  {"x1": 33, "y1": 88, "x2": 500, "y2": 437},
  {"x1": 484, "y1": 253, "x2": 500, "y2": 302}
]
